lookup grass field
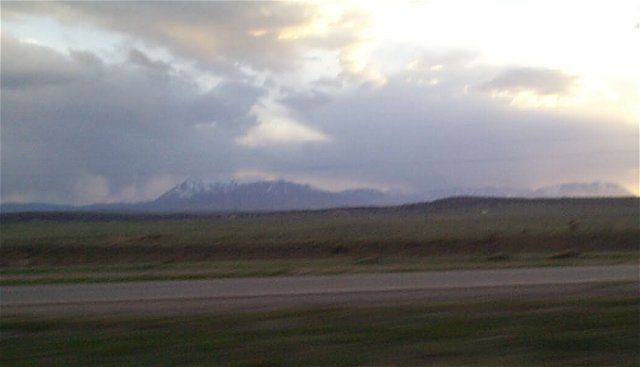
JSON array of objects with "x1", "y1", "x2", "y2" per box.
[
  {"x1": 1, "y1": 197, "x2": 638, "y2": 283},
  {"x1": 1, "y1": 296, "x2": 638, "y2": 366}
]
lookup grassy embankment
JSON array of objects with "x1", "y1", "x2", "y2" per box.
[
  {"x1": 1, "y1": 198, "x2": 638, "y2": 284},
  {"x1": 1, "y1": 296, "x2": 638, "y2": 366}
]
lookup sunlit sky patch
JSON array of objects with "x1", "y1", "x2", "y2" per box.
[{"x1": 1, "y1": 1, "x2": 638, "y2": 204}]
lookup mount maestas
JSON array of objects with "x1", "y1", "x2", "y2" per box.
[{"x1": 148, "y1": 180, "x2": 391, "y2": 212}]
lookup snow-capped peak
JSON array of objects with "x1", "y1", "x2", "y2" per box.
[
  {"x1": 161, "y1": 179, "x2": 239, "y2": 199},
  {"x1": 172, "y1": 179, "x2": 207, "y2": 198},
  {"x1": 153, "y1": 178, "x2": 392, "y2": 211}
]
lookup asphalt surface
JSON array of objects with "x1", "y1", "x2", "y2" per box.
[{"x1": 1, "y1": 265, "x2": 637, "y2": 316}]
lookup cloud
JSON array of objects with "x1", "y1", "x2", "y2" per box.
[
  {"x1": 236, "y1": 100, "x2": 329, "y2": 147},
  {"x1": 0, "y1": 34, "x2": 86, "y2": 89},
  {"x1": 5, "y1": 34, "x2": 635, "y2": 204},
  {"x1": 127, "y1": 48, "x2": 171, "y2": 74},
  {"x1": 2, "y1": 2, "x2": 369, "y2": 75},
  {"x1": 1, "y1": 35, "x2": 264, "y2": 204},
  {"x1": 2, "y1": 3, "x2": 637, "y2": 204},
  {"x1": 270, "y1": 62, "x2": 638, "y2": 194},
  {"x1": 480, "y1": 67, "x2": 578, "y2": 96}
]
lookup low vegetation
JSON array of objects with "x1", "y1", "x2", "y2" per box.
[
  {"x1": 2, "y1": 296, "x2": 638, "y2": 366},
  {"x1": 1, "y1": 198, "x2": 638, "y2": 283}
]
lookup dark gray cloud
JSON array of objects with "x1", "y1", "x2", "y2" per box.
[
  {"x1": 0, "y1": 34, "x2": 85, "y2": 89},
  {"x1": 1, "y1": 35, "x2": 264, "y2": 204},
  {"x1": 480, "y1": 67, "x2": 578, "y2": 95},
  {"x1": 127, "y1": 49, "x2": 172, "y2": 74},
  {"x1": 272, "y1": 65, "x2": 637, "y2": 193}
]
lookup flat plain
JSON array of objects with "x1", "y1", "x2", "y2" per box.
[{"x1": 1, "y1": 197, "x2": 638, "y2": 284}]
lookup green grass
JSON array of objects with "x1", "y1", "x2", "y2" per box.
[
  {"x1": 2, "y1": 210, "x2": 638, "y2": 250},
  {"x1": 2, "y1": 200, "x2": 638, "y2": 262},
  {"x1": 2, "y1": 296, "x2": 638, "y2": 366}
]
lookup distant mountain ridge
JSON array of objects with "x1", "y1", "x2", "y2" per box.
[
  {"x1": 158, "y1": 180, "x2": 241, "y2": 200},
  {"x1": 152, "y1": 179, "x2": 390, "y2": 212},
  {"x1": 0, "y1": 202, "x2": 76, "y2": 213},
  {"x1": 0, "y1": 180, "x2": 633, "y2": 213},
  {"x1": 418, "y1": 181, "x2": 633, "y2": 200},
  {"x1": 532, "y1": 182, "x2": 631, "y2": 197}
]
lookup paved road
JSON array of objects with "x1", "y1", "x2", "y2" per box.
[{"x1": 2, "y1": 265, "x2": 637, "y2": 316}]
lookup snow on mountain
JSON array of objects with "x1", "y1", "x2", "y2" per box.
[
  {"x1": 533, "y1": 182, "x2": 632, "y2": 197},
  {"x1": 413, "y1": 182, "x2": 632, "y2": 200},
  {"x1": 1, "y1": 180, "x2": 633, "y2": 214},
  {"x1": 151, "y1": 179, "x2": 391, "y2": 211},
  {"x1": 158, "y1": 179, "x2": 239, "y2": 200}
]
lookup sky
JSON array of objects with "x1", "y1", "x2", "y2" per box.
[{"x1": 1, "y1": 1, "x2": 639, "y2": 205}]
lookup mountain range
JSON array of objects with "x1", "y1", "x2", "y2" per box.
[
  {"x1": 0, "y1": 180, "x2": 633, "y2": 213},
  {"x1": 152, "y1": 179, "x2": 390, "y2": 212}
]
